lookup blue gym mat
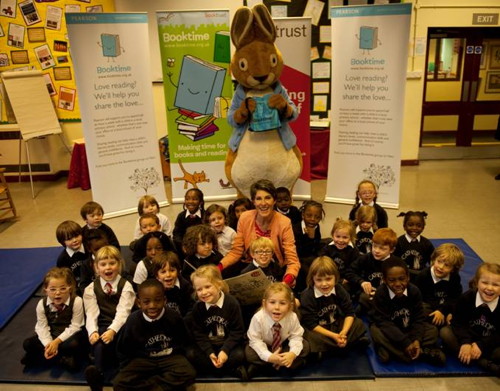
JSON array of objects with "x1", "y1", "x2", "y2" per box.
[
  {"x1": 366, "y1": 238, "x2": 488, "y2": 377},
  {"x1": 0, "y1": 246, "x2": 60, "y2": 329}
]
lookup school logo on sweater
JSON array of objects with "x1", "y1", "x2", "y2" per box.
[
  {"x1": 318, "y1": 304, "x2": 337, "y2": 326},
  {"x1": 205, "y1": 315, "x2": 227, "y2": 342},
  {"x1": 145, "y1": 334, "x2": 173, "y2": 357},
  {"x1": 471, "y1": 315, "x2": 496, "y2": 337},
  {"x1": 391, "y1": 308, "x2": 410, "y2": 329}
]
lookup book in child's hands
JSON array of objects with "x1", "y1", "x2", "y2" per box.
[
  {"x1": 174, "y1": 55, "x2": 226, "y2": 115},
  {"x1": 224, "y1": 268, "x2": 270, "y2": 305}
]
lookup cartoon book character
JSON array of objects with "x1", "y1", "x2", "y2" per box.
[{"x1": 174, "y1": 55, "x2": 226, "y2": 115}]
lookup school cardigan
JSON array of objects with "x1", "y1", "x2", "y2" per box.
[
  {"x1": 220, "y1": 210, "x2": 300, "y2": 278},
  {"x1": 451, "y1": 289, "x2": 500, "y2": 355},
  {"x1": 415, "y1": 266, "x2": 462, "y2": 316},
  {"x1": 300, "y1": 284, "x2": 355, "y2": 331},
  {"x1": 369, "y1": 283, "x2": 427, "y2": 348}
]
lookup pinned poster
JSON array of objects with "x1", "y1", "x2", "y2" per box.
[
  {"x1": 66, "y1": 13, "x2": 167, "y2": 217},
  {"x1": 275, "y1": 17, "x2": 312, "y2": 200},
  {"x1": 325, "y1": 4, "x2": 412, "y2": 208},
  {"x1": 157, "y1": 10, "x2": 234, "y2": 203}
]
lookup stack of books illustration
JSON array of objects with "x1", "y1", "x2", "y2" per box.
[{"x1": 174, "y1": 55, "x2": 227, "y2": 141}]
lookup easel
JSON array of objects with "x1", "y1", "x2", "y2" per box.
[{"x1": 1, "y1": 70, "x2": 63, "y2": 198}]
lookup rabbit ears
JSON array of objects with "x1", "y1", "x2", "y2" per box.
[{"x1": 231, "y1": 4, "x2": 276, "y2": 49}]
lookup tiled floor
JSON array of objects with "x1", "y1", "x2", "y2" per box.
[{"x1": 1, "y1": 158, "x2": 500, "y2": 390}]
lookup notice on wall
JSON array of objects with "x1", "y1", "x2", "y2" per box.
[{"x1": 325, "y1": 4, "x2": 411, "y2": 208}]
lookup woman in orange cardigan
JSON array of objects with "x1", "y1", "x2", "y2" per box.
[{"x1": 219, "y1": 179, "x2": 300, "y2": 286}]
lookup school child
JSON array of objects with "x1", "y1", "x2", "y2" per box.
[
  {"x1": 132, "y1": 231, "x2": 175, "y2": 285},
  {"x1": 346, "y1": 228, "x2": 399, "y2": 313},
  {"x1": 79, "y1": 229, "x2": 109, "y2": 293},
  {"x1": 132, "y1": 194, "x2": 172, "y2": 240},
  {"x1": 440, "y1": 262, "x2": 500, "y2": 376},
  {"x1": 415, "y1": 243, "x2": 464, "y2": 327},
  {"x1": 113, "y1": 279, "x2": 196, "y2": 391},
  {"x1": 181, "y1": 224, "x2": 223, "y2": 280},
  {"x1": 129, "y1": 213, "x2": 161, "y2": 253},
  {"x1": 241, "y1": 237, "x2": 284, "y2": 282},
  {"x1": 22, "y1": 267, "x2": 86, "y2": 371},
  {"x1": 83, "y1": 246, "x2": 135, "y2": 391},
  {"x1": 173, "y1": 188, "x2": 205, "y2": 255},
  {"x1": 369, "y1": 258, "x2": 446, "y2": 365},
  {"x1": 354, "y1": 205, "x2": 377, "y2": 254},
  {"x1": 394, "y1": 211, "x2": 435, "y2": 280},
  {"x1": 228, "y1": 197, "x2": 254, "y2": 230},
  {"x1": 300, "y1": 256, "x2": 368, "y2": 356},
  {"x1": 205, "y1": 204, "x2": 236, "y2": 256},
  {"x1": 186, "y1": 265, "x2": 247, "y2": 379},
  {"x1": 348, "y1": 180, "x2": 388, "y2": 229},
  {"x1": 246, "y1": 282, "x2": 309, "y2": 379},
  {"x1": 274, "y1": 187, "x2": 301, "y2": 225},
  {"x1": 153, "y1": 251, "x2": 195, "y2": 317},
  {"x1": 80, "y1": 201, "x2": 120, "y2": 249},
  {"x1": 293, "y1": 200, "x2": 325, "y2": 263},
  {"x1": 56, "y1": 220, "x2": 87, "y2": 295},
  {"x1": 318, "y1": 218, "x2": 359, "y2": 287}
]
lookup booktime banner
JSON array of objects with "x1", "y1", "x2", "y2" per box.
[
  {"x1": 157, "y1": 10, "x2": 234, "y2": 203},
  {"x1": 275, "y1": 17, "x2": 311, "y2": 201},
  {"x1": 66, "y1": 13, "x2": 168, "y2": 217},
  {"x1": 325, "y1": 4, "x2": 411, "y2": 208}
]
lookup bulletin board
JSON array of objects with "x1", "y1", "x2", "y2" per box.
[{"x1": 0, "y1": 0, "x2": 115, "y2": 123}]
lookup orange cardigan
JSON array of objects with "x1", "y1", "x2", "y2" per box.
[{"x1": 220, "y1": 209, "x2": 300, "y2": 278}]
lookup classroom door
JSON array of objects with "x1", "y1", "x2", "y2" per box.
[{"x1": 420, "y1": 27, "x2": 500, "y2": 147}]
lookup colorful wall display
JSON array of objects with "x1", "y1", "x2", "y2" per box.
[
  {"x1": 0, "y1": 0, "x2": 115, "y2": 122},
  {"x1": 157, "y1": 10, "x2": 234, "y2": 203}
]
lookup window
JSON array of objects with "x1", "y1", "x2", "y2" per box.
[{"x1": 427, "y1": 38, "x2": 464, "y2": 81}]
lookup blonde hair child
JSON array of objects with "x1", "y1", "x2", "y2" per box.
[
  {"x1": 245, "y1": 282, "x2": 309, "y2": 378},
  {"x1": 186, "y1": 265, "x2": 246, "y2": 378},
  {"x1": 82, "y1": 246, "x2": 135, "y2": 390}
]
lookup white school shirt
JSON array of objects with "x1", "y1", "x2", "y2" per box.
[
  {"x1": 35, "y1": 296, "x2": 84, "y2": 346},
  {"x1": 133, "y1": 213, "x2": 173, "y2": 239},
  {"x1": 133, "y1": 258, "x2": 151, "y2": 285},
  {"x1": 217, "y1": 225, "x2": 236, "y2": 256},
  {"x1": 83, "y1": 275, "x2": 135, "y2": 336},
  {"x1": 247, "y1": 308, "x2": 304, "y2": 362}
]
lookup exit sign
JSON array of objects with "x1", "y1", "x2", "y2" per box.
[{"x1": 472, "y1": 13, "x2": 499, "y2": 25}]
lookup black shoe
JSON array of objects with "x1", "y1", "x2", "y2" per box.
[
  {"x1": 376, "y1": 346, "x2": 390, "y2": 363},
  {"x1": 60, "y1": 355, "x2": 78, "y2": 372},
  {"x1": 84, "y1": 365, "x2": 103, "y2": 391},
  {"x1": 478, "y1": 358, "x2": 500, "y2": 377},
  {"x1": 353, "y1": 336, "x2": 371, "y2": 350},
  {"x1": 421, "y1": 347, "x2": 446, "y2": 367},
  {"x1": 235, "y1": 365, "x2": 248, "y2": 382},
  {"x1": 247, "y1": 364, "x2": 260, "y2": 380}
]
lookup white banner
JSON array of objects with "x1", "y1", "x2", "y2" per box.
[
  {"x1": 325, "y1": 4, "x2": 412, "y2": 208},
  {"x1": 66, "y1": 13, "x2": 167, "y2": 218},
  {"x1": 275, "y1": 17, "x2": 312, "y2": 201}
]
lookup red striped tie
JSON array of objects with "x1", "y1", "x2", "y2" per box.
[{"x1": 271, "y1": 322, "x2": 281, "y2": 353}]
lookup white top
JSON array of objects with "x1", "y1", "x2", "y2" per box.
[
  {"x1": 133, "y1": 212, "x2": 172, "y2": 239},
  {"x1": 35, "y1": 296, "x2": 84, "y2": 346},
  {"x1": 217, "y1": 225, "x2": 236, "y2": 256},
  {"x1": 247, "y1": 308, "x2": 304, "y2": 362},
  {"x1": 83, "y1": 275, "x2": 135, "y2": 336},
  {"x1": 133, "y1": 258, "x2": 150, "y2": 284}
]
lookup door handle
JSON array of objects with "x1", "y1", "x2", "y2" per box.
[{"x1": 462, "y1": 81, "x2": 470, "y2": 102}]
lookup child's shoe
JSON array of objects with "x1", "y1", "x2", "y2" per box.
[
  {"x1": 376, "y1": 346, "x2": 390, "y2": 363},
  {"x1": 421, "y1": 347, "x2": 446, "y2": 367},
  {"x1": 246, "y1": 364, "x2": 261, "y2": 380},
  {"x1": 478, "y1": 358, "x2": 500, "y2": 377},
  {"x1": 85, "y1": 364, "x2": 104, "y2": 391},
  {"x1": 60, "y1": 355, "x2": 78, "y2": 372},
  {"x1": 234, "y1": 365, "x2": 248, "y2": 381}
]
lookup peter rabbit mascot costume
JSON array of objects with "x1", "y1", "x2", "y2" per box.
[{"x1": 225, "y1": 4, "x2": 303, "y2": 198}]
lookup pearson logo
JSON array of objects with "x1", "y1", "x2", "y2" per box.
[{"x1": 162, "y1": 31, "x2": 210, "y2": 43}]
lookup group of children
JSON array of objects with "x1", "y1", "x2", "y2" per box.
[{"x1": 22, "y1": 180, "x2": 500, "y2": 390}]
